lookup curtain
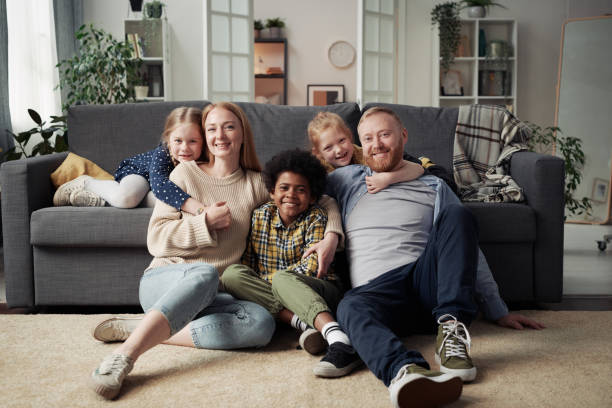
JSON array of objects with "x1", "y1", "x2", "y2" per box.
[
  {"x1": 0, "y1": 0, "x2": 12, "y2": 161},
  {"x1": 53, "y1": 0, "x2": 82, "y2": 109}
]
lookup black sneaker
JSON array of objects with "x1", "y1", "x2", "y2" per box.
[{"x1": 313, "y1": 342, "x2": 363, "y2": 378}]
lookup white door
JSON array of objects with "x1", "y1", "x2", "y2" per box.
[
  {"x1": 204, "y1": 0, "x2": 254, "y2": 102},
  {"x1": 359, "y1": 0, "x2": 397, "y2": 105}
]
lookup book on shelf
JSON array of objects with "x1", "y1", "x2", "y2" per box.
[
  {"x1": 127, "y1": 33, "x2": 145, "y2": 58},
  {"x1": 265, "y1": 67, "x2": 283, "y2": 75}
]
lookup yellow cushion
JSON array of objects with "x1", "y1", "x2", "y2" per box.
[{"x1": 50, "y1": 152, "x2": 115, "y2": 188}]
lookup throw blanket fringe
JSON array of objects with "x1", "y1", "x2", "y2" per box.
[{"x1": 453, "y1": 105, "x2": 530, "y2": 202}]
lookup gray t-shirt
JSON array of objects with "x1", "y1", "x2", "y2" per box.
[{"x1": 345, "y1": 179, "x2": 436, "y2": 288}]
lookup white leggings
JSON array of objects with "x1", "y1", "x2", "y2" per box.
[{"x1": 84, "y1": 174, "x2": 157, "y2": 208}]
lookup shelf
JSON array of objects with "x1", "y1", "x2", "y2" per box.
[
  {"x1": 254, "y1": 39, "x2": 287, "y2": 105},
  {"x1": 255, "y1": 74, "x2": 285, "y2": 78}
]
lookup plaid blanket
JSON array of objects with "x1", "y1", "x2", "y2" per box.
[{"x1": 452, "y1": 105, "x2": 530, "y2": 202}]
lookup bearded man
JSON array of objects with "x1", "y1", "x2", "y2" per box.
[{"x1": 323, "y1": 106, "x2": 543, "y2": 408}]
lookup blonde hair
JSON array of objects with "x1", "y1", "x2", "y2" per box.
[
  {"x1": 358, "y1": 106, "x2": 404, "y2": 131},
  {"x1": 307, "y1": 111, "x2": 354, "y2": 153},
  {"x1": 161, "y1": 107, "x2": 205, "y2": 166},
  {"x1": 201, "y1": 102, "x2": 262, "y2": 172}
]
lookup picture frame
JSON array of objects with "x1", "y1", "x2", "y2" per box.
[
  {"x1": 307, "y1": 84, "x2": 345, "y2": 106},
  {"x1": 591, "y1": 178, "x2": 609, "y2": 203},
  {"x1": 440, "y1": 69, "x2": 464, "y2": 96}
]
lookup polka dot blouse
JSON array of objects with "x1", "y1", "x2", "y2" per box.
[{"x1": 114, "y1": 144, "x2": 190, "y2": 210}]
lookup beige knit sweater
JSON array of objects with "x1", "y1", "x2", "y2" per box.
[{"x1": 146, "y1": 160, "x2": 343, "y2": 275}]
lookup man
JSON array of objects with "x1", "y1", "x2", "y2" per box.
[{"x1": 323, "y1": 107, "x2": 543, "y2": 407}]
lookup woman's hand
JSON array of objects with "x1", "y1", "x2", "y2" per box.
[
  {"x1": 205, "y1": 201, "x2": 231, "y2": 231},
  {"x1": 302, "y1": 232, "x2": 339, "y2": 279}
]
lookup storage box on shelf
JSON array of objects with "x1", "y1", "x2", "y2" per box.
[
  {"x1": 433, "y1": 18, "x2": 517, "y2": 113},
  {"x1": 124, "y1": 19, "x2": 171, "y2": 101}
]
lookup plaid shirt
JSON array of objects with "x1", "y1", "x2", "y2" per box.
[{"x1": 241, "y1": 201, "x2": 334, "y2": 282}]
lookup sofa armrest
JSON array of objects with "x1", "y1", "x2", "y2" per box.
[
  {"x1": 0, "y1": 152, "x2": 68, "y2": 307},
  {"x1": 510, "y1": 151, "x2": 565, "y2": 302}
]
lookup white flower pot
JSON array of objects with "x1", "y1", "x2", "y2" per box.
[
  {"x1": 467, "y1": 6, "x2": 486, "y2": 18},
  {"x1": 134, "y1": 86, "x2": 149, "y2": 100}
]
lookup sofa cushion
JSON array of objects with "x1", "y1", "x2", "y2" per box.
[
  {"x1": 236, "y1": 102, "x2": 362, "y2": 164},
  {"x1": 362, "y1": 103, "x2": 459, "y2": 172},
  {"x1": 465, "y1": 202, "x2": 536, "y2": 243},
  {"x1": 31, "y1": 207, "x2": 152, "y2": 247}
]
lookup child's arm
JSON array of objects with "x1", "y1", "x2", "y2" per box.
[
  {"x1": 365, "y1": 160, "x2": 425, "y2": 193},
  {"x1": 149, "y1": 145, "x2": 208, "y2": 215},
  {"x1": 286, "y1": 209, "x2": 327, "y2": 278}
]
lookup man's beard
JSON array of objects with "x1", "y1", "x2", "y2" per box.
[{"x1": 365, "y1": 145, "x2": 403, "y2": 172}]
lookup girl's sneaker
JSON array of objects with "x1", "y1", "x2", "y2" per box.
[{"x1": 90, "y1": 353, "x2": 134, "y2": 400}]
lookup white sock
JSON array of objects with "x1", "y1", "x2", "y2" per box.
[
  {"x1": 290, "y1": 314, "x2": 308, "y2": 332},
  {"x1": 322, "y1": 322, "x2": 351, "y2": 346}
]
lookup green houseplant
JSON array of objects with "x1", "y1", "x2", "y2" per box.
[
  {"x1": 143, "y1": 0, "x2": 165, "y2": 19},
  {"x1": 526, "y1": 123, "x2": 592, "y2": 217},
  {"x1": 265, "y1": 17, "x2": 285, "y2": 38},
  {"x1": 56, "y1": 24, "x2": 142, "y2": 112},
  {"x1": 431, "y1": 2, "x2": 461, "y2": 72},
  {"x1": 254, "y1": 19, "x2": 263, "y2": 39},
  {"x1": 2, "y1": 109, "x2": 68, "y2": 161}
]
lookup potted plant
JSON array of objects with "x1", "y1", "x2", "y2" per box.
[
  {"x1": 431, "y1": 2, "x2": 461, "y2": 72},
  {"x1": 56, "y1": 24, "x2": 142, "y2": 111},
  {"x1": 265, "y1": 17, "x2": 285, "y2": 38},
  {"x1": 129, "y1": 0, "x2": 143, "y2": 12},
  {"x1": 2, "y1": 109, "x2": 68, "y2": 161},
  {"x1": 134, "y1": 72, "x2": 149, "y2": 100},
  {"x1": 143, "y1": 0, "x2": 165, "y2": 19},
  {"x1": 526, "y1": 123, "x2": 592, "y2": 218},
  {"x1": 254, "y1": 19, "x2": 263, "y2": 39},
  {"x1": 460, "y1": 0, "x2": 507, "y2": 18}
]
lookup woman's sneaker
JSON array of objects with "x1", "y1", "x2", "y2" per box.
[
  {"x1": 92, "y1": 317, "x2": 142, "y2": 342},
  {"x1": 435, "y1": 314, "x2": 477, "y2": 382},
  {"x1": 52, "y1": 175, "x2": 91, "y2": 206},
  {"x1": 70, "y1": 189, "x2": 106, "y2": 207},
  {"x1": 313, "y1": 342, "x2": 363, "y2": 378},
  {"x1": 299, "y1": 328, "x2": 327, "y2": 355},
  {"x1": 389, "y1": 364, "x2": 462, "y2": 408},
  {"x1": 90, "y1": 353, "x2": 134, "y2": 400}
]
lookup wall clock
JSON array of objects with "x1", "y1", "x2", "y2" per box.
[{"x1": 328, "y1": 41, "x2": 355, "y2": 69}]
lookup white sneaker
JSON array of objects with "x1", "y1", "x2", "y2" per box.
[
  {"x1": 299, "y1": 328, "x2": 327, "y2": 355},
  {"x1": 389, "y1": 363, "x2": 462, "y2": 408},
  {"x1": 53, "y1": 175, "x2": 91, "y2": 206},
  {"x1": 70, "y1": 189, "x2": 106, "y2": 207},
  {"x1": 92, "y1": 316, "x2": 142, "y2": 342},
  {"x1": 90, "y1": 353, "x2": 134, "y2": 400}
]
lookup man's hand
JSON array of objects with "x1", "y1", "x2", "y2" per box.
[
  {"x1": 496, "y1": 313, "x2": 546, "y2": 330},
  {"x1": 205, "y1": 201, "x2": 231, "y2": 231},
  {"x1": 302, "y1": 232, "x2": 339, "y2": 279}
]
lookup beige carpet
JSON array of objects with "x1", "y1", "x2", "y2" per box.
[{"x1": 1, "y1": 310, "x2": 611, "y2": 408}]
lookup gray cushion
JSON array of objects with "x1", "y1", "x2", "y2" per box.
[
  {"x1": 465, "y1": 202, "x2": 536, "y2": 243},
  {"x1": 236, "y1": 102, "x2": 362, "y2": 164},
  {"x1": 362, "y1": 103, "x2": 458, "y2": 171},
  {"x1": 31, "y1": 207, "x2": 152, "y2": 247}
]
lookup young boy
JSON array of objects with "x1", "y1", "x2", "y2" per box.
[
  {"x1": 221, "y1": 149, "x2": 362, "y2": 379},
  {"x1": 307, "y1": 111, "x2": 425, "y2": 191}
]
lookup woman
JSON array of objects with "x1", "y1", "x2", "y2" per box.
[{"x1": 90, "y1": 102, "x2": 343, "y2": 400}]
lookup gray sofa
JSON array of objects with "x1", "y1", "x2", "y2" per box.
[{"x1": 0, "y1": 101, "x2": 564, "y2": 309}]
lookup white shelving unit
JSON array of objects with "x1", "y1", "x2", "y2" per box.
[
  {"x1": 433, "y1": 18, "x2": 517, "y2": 114},
  {"x1": 124, "y1": 19, "x2": 171, "y2": 101}
]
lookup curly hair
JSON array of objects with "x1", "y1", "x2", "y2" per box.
[{"x1": 263, "y1": 149, "x2": 327, "y2": 200}]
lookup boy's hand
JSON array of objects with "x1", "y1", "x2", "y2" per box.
[
  {"x1": 302, "y1": 232, "x2": 339, "y2": 278},
  {"x1": 365, "y1": 173, "x2": 392, "y2": 194},
  {"x1": 205, "y1": 201, "x2": 231, "y2": 231},
  {"x1": 496, "y1": 313, "x2": 546, "y2": 330}
]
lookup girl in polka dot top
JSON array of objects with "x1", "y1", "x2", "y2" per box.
[{"x1": 73, "y1": 107, "x2": 208, "y2": 214}]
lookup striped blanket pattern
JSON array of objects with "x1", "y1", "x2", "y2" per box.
[{"x1": 452, "y1": 104, "x2": 530, "y2": 202}]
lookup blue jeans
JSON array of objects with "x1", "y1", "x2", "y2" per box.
[
  {"x1": 337, "y1": 204, "x2": 479, "y2": 386},
  {"x1": 139, "y1": 262, "x2": 275, "y2": 349}
]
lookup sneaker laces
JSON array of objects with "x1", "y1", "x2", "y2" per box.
[
  {"x1": 99, "y1": 354, "x2": 132, "y2": 377},
  {"x1": 437, "y1": 314, "x2": 471, "y2": 359}
]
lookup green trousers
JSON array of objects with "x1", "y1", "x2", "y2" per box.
[{"x1": 221, "y1": 264, "x2": 342, "y2": 327}]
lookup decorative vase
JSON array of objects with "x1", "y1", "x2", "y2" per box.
[
  {"x1": 254, "y1": 29, "x2": 260, "y2": 39},
  {"x1": 134, "y1": 86, "x2": 149, "y2": 99},
  {"x1": 268, "y1": 27, "x2": 281, "y2": 38},
  {"x1": 467, "y1": 6, "x2": 486, "y2": 18},
  {"x1": 144, "y1": 3, "x2": 163, "y2": 18},
  {"x1": 129, "y1": 0, "x2": 143, "y2": 11}
]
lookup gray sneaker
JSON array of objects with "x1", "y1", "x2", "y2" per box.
[
  {"x1": 92, "y1": 317, "x2": 142, "y2": 342},
  {"x1": 52, "y1": 175, "x2": 91, "y2": 206},
  {"x1": 435, "y1": 314, "x2": 477, "y2": 382},
  {"x1": 299, "y1": 328, "x2": 327, "y2": 355},
  {"x1": 70, "y1": 189, "x2": 106, "y2": 207},
  {"x1": 389, "y1": 363, "x2": 462, "y2": 408},
  {"x1": 90, "y1": 353, "x2": 134, "y2": 400}
]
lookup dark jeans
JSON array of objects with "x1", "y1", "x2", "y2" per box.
[{"x1": 337, "y1": 204, "x2": 479, "y2": 386}]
